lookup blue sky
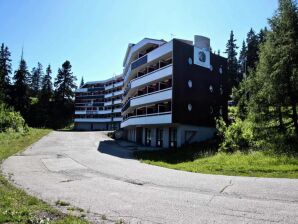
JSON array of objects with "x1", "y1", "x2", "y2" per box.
[{"x1": 0, "y1": 0, "x2": 278, "y2": 84}]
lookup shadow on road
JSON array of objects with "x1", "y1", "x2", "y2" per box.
[{"x1": 97, "y1": 140, "x2": 136, "y2": 159}]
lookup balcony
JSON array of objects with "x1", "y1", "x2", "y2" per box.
[
  {"x1": 113, "y1": 108, "x2": 121, "y2": 113},
  {"x1": 131, "y1": 64, "x2": 172, "y2": 90},
  {"x1": 121, "y1": 112, "x2": 171, "y2": 128},
  {"x1": 114, "y1": 89, "x2": 124, "y2": 96},
  {"x1": 130, "y1": 88, "x2": 172, "y2": 108},
  {"x1": 75, "y1": 110, "x2": 112, "y2": 115},
  {"x1": 124, "y1": 41, "x2": 173, "y2": 83},
  {"x1": 104, "y1": 101, "x2": 112, "y2": 106},
  {"x1": 114, "y1": 99, "x2": 122, "y2": 105},
  {"x1": 114, "y1": 81, "x2": 124, "y2": 88},
  {"x1": 104, "y1": 92, "x2": 113, "y2": 98},
  {"x1": 74, "y1": 118, "x2": 112, "y2": 123},
  {"x1": 75, "y1": 88, "x2": 88, "y2": 93},
  {"x1": 113, "y1": 117, "x2": 122, "y2": 122}
]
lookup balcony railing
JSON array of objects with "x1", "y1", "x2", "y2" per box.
[{"x1": 121, "y1": 112, "x2": 172, "y2": 128}]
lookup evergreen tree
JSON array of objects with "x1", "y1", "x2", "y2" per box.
[
  {"x1": 258, "y1": 27, "x2": 268, "y2": 45},
  {"x1": 40, "y1": 64, "x2": 53, "y2": 103},
  {"x1": 54, "y1": 60, "x2": 77, "y2": 103},
  {"x1": 30, "y1": 62, "x2": 43, "y2": 96},
  {"x1": 267, "y1": 0, "x2": 298, "y2": 137},
  {"x1": 0, "y1": 43, "x2": 12, "y2": 103},
  {"x1": 241, "y1": 0, "x2": 298, "y2": 142},
  {"x1": 12, "y1": 58, "x2": 31, "y2": 117},
  {"x1": 246, "y1": 28, "x2": 259, "y2": 71},
  {"x1": 80, "y1": 76, "x2": 84, "y2": 87},
  {"x1": 225, "y1": 30, "x2": 239, "y2": 90},
  {"x1": 238, "y1": 41, "x2": 247, "y2": 80}
]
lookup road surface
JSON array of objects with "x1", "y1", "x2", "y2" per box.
[{"x1": 2, "y1": 131, "x2": 298, "y2": 223}]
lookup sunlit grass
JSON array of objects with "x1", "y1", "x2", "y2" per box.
[{"x1": 136, "y1": 150, "x2": 298, "y2": 178}]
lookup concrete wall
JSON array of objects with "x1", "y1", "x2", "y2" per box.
[
  {"x1": 123, "y1": 124, "x2": 216, "y2": 148},
  {"x1": 177, "y1": 125, "x2": 216, "y2": 147}
]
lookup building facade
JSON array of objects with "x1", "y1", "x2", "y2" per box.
[
  {"x1": 74, "y1": 75, "x2": 123, "y2": 130},
  {"x1": 121, "y1": 35, "x2": 228, "y2": 148}
]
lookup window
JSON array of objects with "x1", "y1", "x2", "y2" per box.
[
  {"x1": 145, "y1": 128, "x2": 151, "y2": 146},
  {"x1": 156, "y1": 128, "x2": 163, "y2": 147},
  {"x1": 169, "y1": 128, "x2": 177, "y2": 148}
]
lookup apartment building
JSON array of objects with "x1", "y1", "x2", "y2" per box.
[
  {"x1": 74, "y1": 75, "x2": 123, "y2": 130},
  {"x1": 121, "y1": 35, "x2": 228, "y2": 148}
]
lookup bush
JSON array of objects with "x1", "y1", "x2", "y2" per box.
[
  {"x1": 0, "y1": 103, "x2": 28, "y2": 133},
  {"x1": 216, "y1": 117, "x2": 254, "y2": 153}
]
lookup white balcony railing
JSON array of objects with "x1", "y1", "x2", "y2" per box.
[
  {"x1": 113, "y1": 117, "x2": 122, "y2": 122},
  {"x1": 104, "y1": 92, "x2": 113, "y2": 98},
  {"x1": 104, "y1": 101, "x2": 112, "y2": 106},
  {"x1": 124, "y1": 41, "x2": 173, "y2": 84},
  {"x1": 75, "y1": 88, "x2": 88, "y2": 93},
  {"x1": 130, "y1": 64, "x2": 172, "y2": 90},
  {"x1": 75, "y1": 110, "x2": 112, "y2": 115},
  {"x1": 121, "y1": 112, "x2": 171, "y2": 128},
  {"x1": 113, "y1": 108, "x2": 121, "y2": 113},
  {"x1": 114, "y1": 89, "x2": 124, "y2": 96},
  {"x1": 130, "y1": 88, "x2": 172, "y2": 108},
  {"x1": 74, "y1": 118, "x2": 112, "y2": 123},
  {"x1": 114, "y1": 99, "x2": 122, "y2": 105}
]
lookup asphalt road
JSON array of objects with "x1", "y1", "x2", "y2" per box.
[{"x1": 2, "y1": 131, "x2": 298, "y2": 224}]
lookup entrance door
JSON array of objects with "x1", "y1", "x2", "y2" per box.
[{"x1": 136, "y1": 127, "x2": 143, "y2": 144}]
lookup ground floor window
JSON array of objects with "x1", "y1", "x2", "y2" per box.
[
  {"x1": 169, "y1": 128, "x2": 177, "y2": 148},
  {"x1": 145, "y1": 128, "x2": 151, "y2": 146},
  {"x1": 156, "y1": 128, "x2": 163, "y2": 147}
]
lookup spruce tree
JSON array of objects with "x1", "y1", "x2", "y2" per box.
[
  {"x1": 54, "y1": 60, "x2": 77, "y2": 103},
  {"x1": 238, "y1": 41, "x2": 247, "y2": 80},
  {"x1": 0, "y1": 43, "x2": 12, "y2": 103},
  {"x1": 40, "y1": 64, "x2": 53, "y2": 103},
  {"x1": 80, "y1": 76, "x2": 84, "y2": 87},
  {"x1": 246, "y1": 28, "x2": 259, "y2": 71},
  {"x1": 30, "y1": 62, "x2": 43, "y2": 96},
  {"x1": 12, "y1": 58, "x2": 31, "y2": 117},
  {"x1": 225, "y1": 30, "x2": 238, "y2": 90},
  {"x1": 268, "y1": 0, "x2": 298, "y2": 137}
]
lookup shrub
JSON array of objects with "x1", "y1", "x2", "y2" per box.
[
  {"x1": 0, "y1": 103, "x2": 28, "y2": 133},
  {"x1": 216, "y1": 117, "x2": 254, "y2": 153}
]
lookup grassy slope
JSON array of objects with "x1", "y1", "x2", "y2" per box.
[
  {"x1": 0, "y1": 128, "x2": 88, "y2": 224},
  {"x1": 135, "y1": 148, "x2": 298, "y2": 178}
]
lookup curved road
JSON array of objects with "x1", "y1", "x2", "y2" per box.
[{"x1": 2, "y1": 131, "x2": 298, "y2": 223}]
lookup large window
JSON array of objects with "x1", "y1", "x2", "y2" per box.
[
  {"x1": 145, "y1": 128, "x2": 151, "y2": 146},
  {"x1": 169, "y1": 128, "x2": 177, "y2": 148},
  {"x1": 156, "y1": 128, "x2": 163, "y2": 147}
]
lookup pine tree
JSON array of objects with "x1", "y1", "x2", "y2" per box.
[
  {"x1": 54, "y1": 60, "x2": 77, "y2": 103},
  {"x1": 244, "y1": 0, "x2": 298, "y2": 141},
  {"x1": 40, "y1": 64, "x2": 53, "y2": 103},
  {"x1": 225, "y1": 30, "x2": 239, "y2": 90},
  {"x1": 80, "y1": 76, "x2": 84, "y2": 87},
  {"x1": 258, "y1": 27, "x2": 268, "y2": 45},
  {"x1": 12, "y1": 58, "x2": 31, "y2": 117},
  {"x1": 0, "y1": 43, "x2": 12, "y2": 103},
  {"x1": 238, "y1": 41, "x2": 247, "y2": 80},
  {"x1": 246, "y1": 28, "x2": 259, "y2": 71},
  {"x1": 267, "y1": 0, "x2": 298, "y2": 137},
  {"x1": 30, "y1": 62, "x2": 43, "y2": 96}
]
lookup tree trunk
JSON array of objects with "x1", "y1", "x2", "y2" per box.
[
  {"x1": 291, "y1": 102, "x2": 298, "y2": 138},
  {"x1": 277, "y1": 106, "x2": 285, "y2": 132}
]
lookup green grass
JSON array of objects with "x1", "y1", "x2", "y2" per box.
[
  {"x1": 135, "y1": 146, "x2": 298, "y2": 178},
  {"x1": 0, "y1": 128, "x2": 89, "y2": 224}
]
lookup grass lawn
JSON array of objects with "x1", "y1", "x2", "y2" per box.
[
  {"x1": 0, "y1": 128, "x2": 88, "y2": 224},
  {"x1": 134, "y1": 146, "x2": 298, "y2": 178}
]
